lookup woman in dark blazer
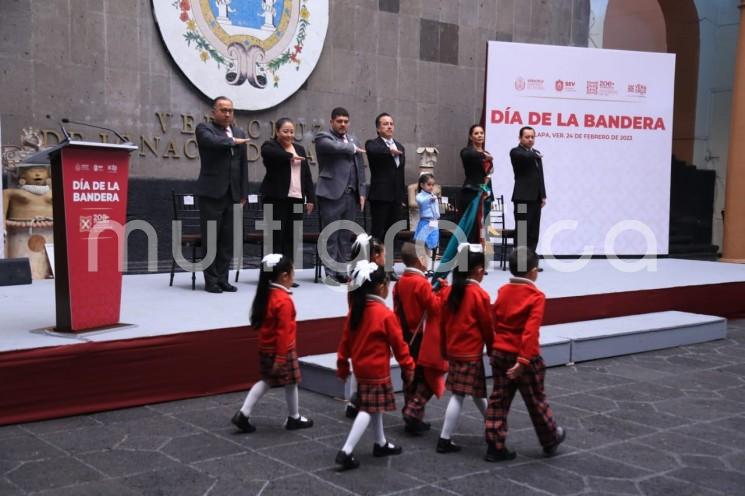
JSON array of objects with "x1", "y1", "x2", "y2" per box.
[
  {"x1": 260, "y1": 118, "x2": 315, "y2": 280},
  {"x1": 457, "y1": 124, "x2": 494, "y2": 243}
]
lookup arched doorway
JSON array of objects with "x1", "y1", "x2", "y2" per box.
[{"x1": 598, "y1": 0, "x2": 699, "y2": 163}]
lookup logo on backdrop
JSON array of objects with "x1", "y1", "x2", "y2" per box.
[
  {"x1": 153, "y1": 0, "x2": 329, "y2": 111},
  {"x1": 514, "y1": 77, "x2": 526, "y2": 91}
]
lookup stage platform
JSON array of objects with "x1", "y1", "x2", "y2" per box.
[
  {"x1": 1, "y1": 259, "x2": 744, "y2": 425},
  {"x1": 298, "y1": 311, "x2": 728, "y2": 398}
]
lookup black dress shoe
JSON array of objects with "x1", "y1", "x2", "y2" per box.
[
  {"x1": 484, "y1": 443, "x2": 517, "y2": 462},
  {"x1": 218, "y1": 282, "x2": 238, "y2": 292},
  {"x1": 205, "y1": 284, "x2": 223, "y2": 294},
  {"x1": 543, "y1": 426, "x2": 566, "y2": 456},
  {"x1": 231, "y1": 411, "x2": 255, "y2": 433},
  {"x1": 291, "y1": 282, "x2": 300, "y2": 288},
  {"x1": 345, "y1": 403, "x2": 359, "y2": 419},
  {"x1": 373, "y1": 442, "x2": 402, "y2": 457},
  {"x1": 285, "y1": 415, "x2": 314, "y2": 430},
  {"x1": 403, "y1": 417, "x2": 431, "y2": 435},
  {"x1": 335, "y1": 450, "x2": 360, "y2": 470},
  {"x1": 436, "y1": 437, "x2": 461, "y2": 453}
]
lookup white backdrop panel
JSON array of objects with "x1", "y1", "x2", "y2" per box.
[{"x1": 485, "y1": 42, "x2": 675, "y2": 256}]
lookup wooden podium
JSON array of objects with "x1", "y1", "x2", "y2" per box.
[{"x1": 25, "y1": 140, "x2": 137, "y2": 332}]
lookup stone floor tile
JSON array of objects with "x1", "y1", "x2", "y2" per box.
[
  {"x1": 501, "y1": 462, "x2": 586, "y2": 495},
  {"x1": 260, "y1": 473, "x2": 353, "y2": 496},
  {"x1": 35, "y1": 479, "x2": 141, "y2": 496},
  {"x1": 0, "y1": 434, "x2": 64, "y2": 461},
  {"x1": 21, "y1": 415, "x2": 101, "y2": 435},
  {"x1": 545, "y1": 452, "x2": 652, "y2": 479},
  {"x1": 120, "y1": 465, "x2": 215, "y2": 496},
  {"x1": 5, "y1": 457, "x2": 101, "y2": 493},
  {"x1": 665, "y1": 467, "x2": 745, "y2": 496},
  {"x1": 193, "y1": 451, "x2": 300, "y2": 482},
  {"x1": 39, "y1": 425, "x2": 128, "y2": 454},
  {"x1": 160, "y1": 432, "x2": 244, "y2": 464},
  {"x1": 593, "y1": 441, "x2": 681, "y2": 473},
  {"x1": 259, "y1": 439, "x2": 343, "y2": 471},
  {"x1": 77, "y1": 449, "x2": 182, "y2": 477}
]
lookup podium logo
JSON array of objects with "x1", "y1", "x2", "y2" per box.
[
  {"x1": 153, "y1": 0, "x2": 329, "y2": 111},
  {"x1": 80, "y1": 216, "x2": 93, "y2": 232}
]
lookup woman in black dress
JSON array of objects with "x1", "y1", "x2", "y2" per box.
[
  {"x1": 457, "y1": 125, "x2": 493, "y2": 243},
  {"x1": 260, "y1": 118, "x2": 315, "y2": 283}
]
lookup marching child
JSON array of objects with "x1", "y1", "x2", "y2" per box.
[
  {"x1": 484, "y1": 247, "x2": 565, "y2": 461},
  {"x1": 231, "y1": 254, "x2": 313, "y2": 433},
  {"x1": 393, "y1": 242, "x2": 448, "y2": 434},
  {"x1": 436, "y1": 244, "x2": 492, "y2": 454},
  {"x1": 343, "y1": 234, "x2": 387, "y2": 418},
  {"x1": 414, "y1": 173, "x2": 440, "y2": 272},
  {"x1": 335, "y1": 261, "x2": 415, "y2": 470}
]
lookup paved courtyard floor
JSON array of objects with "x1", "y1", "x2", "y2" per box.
[{"x1": 2, "y1": 320, "x2": 745, "y2": 496}]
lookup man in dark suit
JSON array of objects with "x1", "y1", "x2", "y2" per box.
[
  {"x1": 314, "y1": 107, "x2": 367, "y2": 284},
  {"x1": 365, "y1": 112, "x2": 406, "y2": 279},
  {"x1": 195, "y1": 96, "x2": 249, "y2": 293},
  {"x1": 509, "y1": 126, "x2": 547, "y2": 255}
]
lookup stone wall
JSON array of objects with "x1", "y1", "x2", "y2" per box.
[
  {"x1": 1, "y1": 0, "x2": 590, "y2": 188},
  {"x1": 1, "y1": 0, "x2": 590, "y2": 270}
]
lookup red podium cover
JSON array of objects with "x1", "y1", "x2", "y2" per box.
[{"x1": 35, "y1": 141, "x2": 137, "y2": 332}]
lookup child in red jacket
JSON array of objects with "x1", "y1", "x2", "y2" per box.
[
  {"x1": 335, "y1": 261, "x2": 415, "y2": 470},
  {"x1": 436, "y1": 244, "x2": 492, "y2": 454},
  {"x1": 344, "y1": 234, "x2": 386, "y2": 419},
  {"x1": 231, "y1": 254, "x2": 313, "y2": 433},
  {"x1": 393, "y1": 242, "x2": 448, "y2": 434},
  {"x1": 484, "y1": 247, "x2": 565, "y2": 462}
]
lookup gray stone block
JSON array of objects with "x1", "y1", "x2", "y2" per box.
[
  {"x1": 419, "y1": 18, "x2": 440, "y2": 63},
  {"x1": 438, "y1": 22, "x2": 459, "y2": 65},
  {"x1": 378, "y1": 0, "x2": 399, "y2": 14}
]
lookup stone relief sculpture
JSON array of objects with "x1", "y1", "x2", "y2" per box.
[{"x1": 2, "y1": 128, "x2": 54, "y2": 279}]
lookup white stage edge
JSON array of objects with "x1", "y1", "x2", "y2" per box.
[
  {"x1": 298, "y1": 311, "x2": 727, "y2": 398},
  {"x1": 0, "y1": 259, "x2": 743, "y2": 353}
]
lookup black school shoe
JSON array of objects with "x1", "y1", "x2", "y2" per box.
[
  {"x1": 436, "y1": 437, "x2": 461, "y2": 453},
  {"x1": 231, "y1": 411, "x2": 256, "y2": 433},
  {"x1": 484, "y1": 443, "x2": 517, "y2": 462},
  {"x1": 285, "y1": 415, "x2": 314, "y2": 430},
  {"x1": 403, "y1": 417, "x2": 431, "y2": 435},
  {"x1": 543, "y1": 426, "x2": 566, "y2": 456},
  {"x1": 335, "y1": 450, "x2": 360, "y2": 471},
  {"x1": 373, "y1": 442, "x2": 402, "y2": 457}
]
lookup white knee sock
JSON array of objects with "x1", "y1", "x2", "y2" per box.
[
  {"x1": 372, "y1": 413, "x2": 387, "y2": 446},
  {"x1": 341, "y1": 411, "x2": 371, "y2": 454},
  {"x1": 285, "y1": 384, "x2": 300, "y2": 419},
  {"x1": 240, "y1": 380, "x2": 270, "y2": 417},
  {"x1": 440, "y1": 394, "x2": 464, "y2": 440},
  {"x1": 472, "y1": 396, "x2": 487, "y2": 418}
]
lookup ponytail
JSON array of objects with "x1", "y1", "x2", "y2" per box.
[
  {"x1": 349, "y1": 262, "x2": 387, "y2": 331},
  {"x1": 250, "y1": 255, "x2": 294, "y2": 327},
  {"x1": 447, "y1": 247, "x2": 485, "y2": 312}
]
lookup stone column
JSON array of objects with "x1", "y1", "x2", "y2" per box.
[{"x1": 722, "y1": 0, "x2": 745, "y2": 263}]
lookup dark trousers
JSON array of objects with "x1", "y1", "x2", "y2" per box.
[
  {"x1": 370, "y1": 200, "x2": 401, "y2": 245},
  {"x1": 318, "y1": 191, "x2": 358, "y2": 278},
  {"x1": 514, "y1": 201, "x2": 542, "y2": 253},
  {"x1": 262, "y1": 197, "x2": 304, "y2": 264},
  {"x1": 199, "y1": 193, "x2": 238, "y2": 286},
  {"x1": 484, "y1": 350, "x2": 558, "y2": 449},
  {"x1": 402, "y1": 365, "x2": 435, "y2": 422},
  {"x1": 457, "y1": 188, "x2": 481, "y2": 243}
]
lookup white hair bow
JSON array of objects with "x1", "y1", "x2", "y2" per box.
[
  {"x1": 352, "y1": 233, "x2": 372, "y2": 254},
  {"x1": 351, "y1": 260, "x2": 379, "y2": 287},
  {"x1": 261, "y1": 253, "x2": 283, "y2": 268}
]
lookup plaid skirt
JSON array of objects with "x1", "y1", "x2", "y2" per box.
[
  {"x1": 356, "y1": 382, "x2": 396, "y2": 413},
  {"x1": 446, "y1": 359, "x2": 487, "y2": 398},
  {"x1": 259, "y1": 349, "x2": 301, "y2": 388}
]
